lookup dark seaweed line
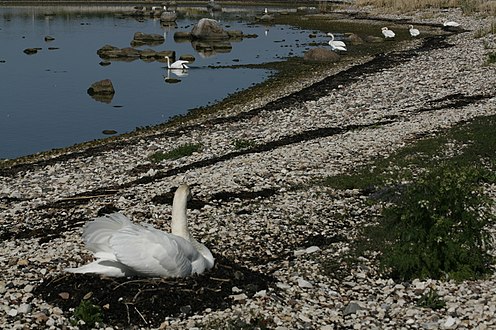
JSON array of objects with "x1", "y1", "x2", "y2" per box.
[
  {"x1": 15, "y1": 36, "x2": 456, "y2": 210},
  {"x1": 39, "y1": 121, "x2": 392, "y2": 210},
  {"x1": 36, "y1": 37, "x2": 456, "y2": 207},
  {"x1": 0, "y1": 35, "x2": 450, "y2": 178}
]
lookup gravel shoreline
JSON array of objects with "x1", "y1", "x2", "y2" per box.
[{"x1": 1, "y1": 6, "x2": 496, "y2": 330}]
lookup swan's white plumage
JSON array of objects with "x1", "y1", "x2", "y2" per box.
[
  {"x1": 443, "y1": 21, "x2": 460, "y2": 27},
  {"x1": 381, "y1": 27, "x2": 395, "y2": 38},
  {"x1": 327, "y1": 33, "x2": 347, "y2": 51},
  {"x1": 409, "y1": 25, "x2": 420, "y2": 37},
  {"x1": 164, "y1": 56, "x2": 189, "y2": 69},
  {"x1": 65, "y1": 184, "x2": 214, "y2": 277}
]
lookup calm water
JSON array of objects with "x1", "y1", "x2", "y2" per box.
[{"x1": 0, "y1": 5, "x2": 321, "y2": 159}]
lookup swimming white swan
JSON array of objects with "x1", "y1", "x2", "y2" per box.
[
  {"x1": 65, "y1": 184, "x2": 214, "y2": 277},
  {"x1": 409, "y1": 25, "x2": 420, "y2": 37},
  {"x1": 327, "y1": 33, "x2": 347, "y2": 51},
  {"x1": 164, "y1": 56, "x2": 189, "y2": 70},
  {"x1": 381, "y1": 27, "x2": 395, "y2": 38}
]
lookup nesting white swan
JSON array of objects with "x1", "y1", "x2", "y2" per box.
[
  {"x1": 327, "y1": 33, "x2": 347, "y2": 51},
  {"x1": 381, "y1": 27, "x2": 395, "y2": 38},
  {"x1": 443, "y1": 21, "x2": 460, "y2": 27},
  {"x1": 409, "y1": 25, "x2": 420, "y2": 37},
  {"x1": 65, "y1": 184, "x2": 214, "y2": 277},
  {"x1": 164, "y1": 56, "x2": 189, "y2": 70}
]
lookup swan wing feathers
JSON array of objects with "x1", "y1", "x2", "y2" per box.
[
  {"x1": 82, "y1": 212, "x2": 134, "y2": 254},
  {"x1": 170, "y1": 60, "x2": 189, "y2": 69},
  {"x1": 108, "y1": 226, "x2": 199, "y2": 277}
]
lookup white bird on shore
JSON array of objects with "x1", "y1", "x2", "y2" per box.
[
  {"x1": 381, "y1": 26, "x2": 395, "y2": 38},
  {"x1": 409, "y1": 25, "x2": 420, "y2": 37},
  {"x1": 164, "y1": 56, "x2": 189, "y2": 70},
  {"x1": 65, "y1": 184, "x2": 214, "y2": 277},
  {"x1": 443, "y1": 21, "x2": 460, "y2": 27},
  {"x1": 327, "y1": 33, "x2": 347, "y2": 51}
]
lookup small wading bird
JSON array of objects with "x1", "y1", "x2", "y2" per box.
[
  {"x1": 327, "y1": 32, "x2": 347, "y2": 51},
  {"x1": 381, "y1": 26, "x2": 395, "y2": 38},
  {"x1": 65, "y1": 184, "x2": 214, "y2": 277},
  {"x1": 409, "y1": 25, "x2": 420, "y2": 37},
  {"x1": 164, "y1": 55, "x2": 189, "y2": 69}
]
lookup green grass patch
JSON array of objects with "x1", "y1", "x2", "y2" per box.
[
  {"x1": 233, "y1": 138, "x2": 257, "y2": 150},
  {"x1": 71, "y1": 300, "x2": 103, "y2": 328},
  {"x1": 369, "y1": 163, "x2": 494, "y2": 281},
  {"x1": 487, "y1": 52, "x2": 496, "y2": 64},
  {"x1": 417, "y1": 289, "x2": 446, "y2": 310},
  {"x1": 149, "y1": 143, "x2": 202, "y2": 162},
  {"x1": 321, "y1": 115, "x2": 496, "y2": 281}
]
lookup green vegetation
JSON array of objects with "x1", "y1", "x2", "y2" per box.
[
  {"x1": 233, "y1": 138, "x2": 257, "y2": 150},
  {"x1": 369, "y1": 164, "x2": 494, "y2": 281},
  {"x1": 71, "y1": 300, "x2": 103, "y2": 328},
  {"x1": 487, "y1": 52, "x2": 496, "y2": 64},
  {"x1": 201, "y1": 315, "x2": 273, "y2": 329},
  {"x1": 417, "y1": 289, "x2": 446, "y2": 309},
  {"x1": 149, "y1": 143, "x2": 202, "y2": 162},
  {"x1": 322, "y1": 115, "x2": 496, "y2": 281}
]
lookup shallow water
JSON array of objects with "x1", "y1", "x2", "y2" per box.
[
  {"x1": 0, "y1": 5, "x2": 318, "y2": 159},
  {"x1": 0, "y1": 5, "x2": 418, "y2": 159}
]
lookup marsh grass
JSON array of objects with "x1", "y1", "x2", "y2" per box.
[
  {"x1": 321, "y1": 115, "x2": 496, "y2": 281},
  {"x1": 356, "y1": 0, "x2": 496, "y2": 14}
]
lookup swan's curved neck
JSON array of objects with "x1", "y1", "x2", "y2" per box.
[
  {"x1": 329, "y1": 33, "x2": 334, "y2": 41},
  {"x1": 171, "y1": 185, "x2": 191, "y2": 240},
  {"x1": 165, "y1": 56, "x2": 171, "y2": 69}
]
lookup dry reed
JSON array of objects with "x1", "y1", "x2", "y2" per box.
[{"x1": 355, "y1": 0, "x2": 496, "y2": 14}]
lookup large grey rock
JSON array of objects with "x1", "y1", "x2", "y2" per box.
[
  {"x1": 87, "y1": 79, "x2": 115, "y2": 96},
  {"x1": 131, "y1": 32, "x2": 165, "y2": 46},
  {"x1": 303, "y1": 47, "x2": 340, "y2": 62},
  {"x1": 87, "y1": 79, "x2": 115, "y2": 103},
  {"x1": 160, "y1": 11, "x2": 177, "y2": 23},
  {"x1": 191, "y1": 18, "x2": 229, "y2": 40}
]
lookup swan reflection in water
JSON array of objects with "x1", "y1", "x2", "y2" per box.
[{"x1": 66, "y1": 184, "x2": 214, "y2": 278}]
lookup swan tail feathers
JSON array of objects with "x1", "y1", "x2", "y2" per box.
[{"x1": 65, "y1": 260, "x2": 130, "y2": 277}]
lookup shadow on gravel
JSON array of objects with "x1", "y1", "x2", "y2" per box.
[{"x1": 35, "y1": 255, "x2": 275, "y2": 328}]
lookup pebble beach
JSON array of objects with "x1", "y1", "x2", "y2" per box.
[{"x1": 1, "y1": 4, "x2": 496, "y2": 329}]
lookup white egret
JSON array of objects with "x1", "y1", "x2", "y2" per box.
[
  {"x1": 409, "y1": 25, "x2": 420, "y2": 37},
  {"x1": 65, "y1": 184, "x2": 214, "y2": 278},
  {"x1": 381, "y1": 27, "x2": 395, "y2": 38},
  {"x1": 164, "y1": 56, "x2": 189, "y2": 69},
  {"x1": 327, "y1": 33, "x2": 347, "y2": 51}
]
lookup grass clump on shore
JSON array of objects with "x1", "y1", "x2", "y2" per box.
[
  {"x1": 369, "y1": 163, "x2": 494, "y2": 281},
  {"x1": 71, "y1": 299, "x2": 103, "y2": 328},
  {"x1": 149, "y1": 143, "x2": 202, "y2": 162},
  {"x1": 487, "y1": 52, "x2": 496, "y2": 64},
  {"x1": 233, "y1": 138, "x2": 257, "y2": 150},
  {"x1": 322, "y1": 115, "x2": 496, "y2": 281},
  {"x1": 417, "y1": 289, "x2": 446, "y2": 309}
]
